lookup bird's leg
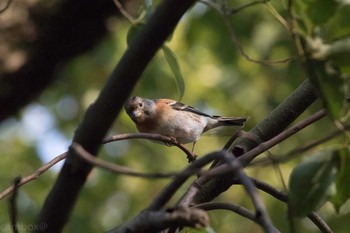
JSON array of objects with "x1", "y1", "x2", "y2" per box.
[
  {"x1": 191, "y1": 141, "x2": 197, "y2": 153},
  {"x1": 164, "y1": 136, "x2": 178, "y2": 146}
]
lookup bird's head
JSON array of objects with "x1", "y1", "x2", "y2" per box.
[{"x1": 124, "y1": 96, "x2": 155, "y2": 123}]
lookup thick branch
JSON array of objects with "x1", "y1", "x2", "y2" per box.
[
  {"x1": 34, "y1": 1, "x2": 197, "y2": 232},
  {"x1": 108, "y1": 207, "x2": 209, "y2": 233},
  {"x1": 191, "y1": 79, "x2": 319, "y2": 204}
]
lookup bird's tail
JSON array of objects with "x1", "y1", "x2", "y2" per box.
[{"x1": 213, "y1": 116, "x2": 248, "y2": 127}]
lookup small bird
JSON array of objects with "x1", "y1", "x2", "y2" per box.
[{"x1": 124, "y1": 96, "x2": 248, "y2": 146}]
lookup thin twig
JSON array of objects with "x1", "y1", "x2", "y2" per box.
[
  {"x1": 196, "y1": 202, "x2": 278, "y2": 228},
  {"x1": 179, "y1": 152, "x2": 278, "y2": 232},
  {"x1": 179, "y1": 109, "x2": 326, "y2": 207},
  {"x1": 265, "y1": 3, "x2": 289, "y2": 30},
  {"x1": 148, "y1": 152, "x2": 224, "y2": 211},
  {"x1": 0, "y1": 152, "x2": 67, "y2": 200},
  {"x1": 221, "y1": 154, "x2": 277, "y2": 233},
  {"x1": 107, "y1": 207, "x2": 209, "y2": 233},
  {"x1": 72, "y1": 143, "x2": 176, "y2": 178},
  {"x1": 308, "y1": 212, "x2": 333, "y2": 233},
  {"x1": 195, "y1": 202, "x2": 258, "y2": 223},
  {"x1": 200, "y1": 0, "x2": 268, "y2": 15},
  {"x1": 202, "y1": 0, "x2": 294, "y2": 65},
  {"x1": 103, "y1": 133, "x2": 197, "y2": 162},
  {"x1": 232, "y1": 178, "x2": 333, "y2": 233},
  {"x1": 223, "y1": 15, "x2": 294, "y2": 65},
  {"x1": 251, "y1": 123, "x2": 350, "y2": 166},
  {"x1": 0, "y1": 132, "x2": 195, "y2": 201},
  {"x1": 9, "y1": 176, "x2": 21, "y2": 233},
  {"x1": 0, "y1": 0, "x2": 12, "y2": 14},
  {"x1": 113, "y1": 0, "x2": 136, "y2": 24},
  {"x1": 287, "y1": 0, "x2": 305, "y2": 57},
  {"x1": 238, "y1": 109, "x2": 327, "y2": 166}
]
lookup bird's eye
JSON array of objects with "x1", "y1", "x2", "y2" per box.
[{"x1": 138, "y1": 102, "x2": 143, "y2": 107}]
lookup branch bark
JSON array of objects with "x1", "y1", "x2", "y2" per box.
[
  {"x1": 187, "y1": 79, "x2": 319, "y2": 204},
  {"x1": 107, "y1": 207, "x2": 209, "y2": 233},
  {"x1": 34, "y1": 1, "x2": 197, "y2": 232}
]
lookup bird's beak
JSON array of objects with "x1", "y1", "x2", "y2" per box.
[{"x1": 131, "y1": 110, "x2": 142, "y2": 121}]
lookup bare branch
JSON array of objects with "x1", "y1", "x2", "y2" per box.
[
  {"x1": 148, "y1": 151, "x2": 224, "y2": 211},
  {"x1": 8, "y1": 176, "x2": 21, "y2": 233},
  {"x1": 308, "y1": 212, "x2": 333, "y2": 233},
  {"x1": 193, "y1": 153, "x2": 277, "y2": 232},
  {"x1": 195, "y1": 202, "x2": 257, "y2": 222},
  {"x1": 195, "y1": 202, "x2": 265, "y2": 226},
  {"x1": 251, "y1": 123, "x2": 350, "y2": 166},
  {"x1": 223, "y1": 15, "x2": 294, "y2": 65},
  {"x1": 0, "y1": 152, "x2": 67, "y2": 200},
  {"x1": 0, "y1": 132, "x2": 195, "y2": 201},
  {"x1": 107, "y1": 207, "x2": 209, "y2": 233},
  {"x1": 265, "y1": 3, "x2": 289, "y2": 30},
  {"x1": 200, "y1": 0, "x2": 268, "y2": 15},
  {"x1": 238, "y1": 178, "x2": 333, "y2": 233},
  {"x1": 0, "y1": 0, "x2": 12, "y2": 14},
  {"x1": 113, "y1": 0, "x2": 137, "y2": 24},
  {"x1": 72, "y1": 143, "x2": 176, "y2": 178},
  {"x1": 222, "y1": 156, "x2": 277, "y2": 233},
  {"x1": 103, "y1": 133, "x2": 197, "y2": 162},
  {"x1": 201, "y1": 0, "x2": 294, "y2": 65},
  {"x1": 238, "y1": 109, "x2": 327, "y2": 166},
  {"x1": 181, "y1": 108, "x2": 326, "y2": 206}
]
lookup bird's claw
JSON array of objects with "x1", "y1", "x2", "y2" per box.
[{"x1": 165, "y1": 136, "x2": 178, "y2": 146}]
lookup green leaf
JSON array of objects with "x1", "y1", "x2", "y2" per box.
[
  {"x1": 331, "y1": 147, "x2": 350, "y2": 212},
  {"x1": 289, "y1": 150, "x2": 338, "y2": 217},
  {"x1": 325, "y1": 6, "x2": 350, "y2": 41},
  {"x1": 295, "y1": 0, "x2": 338, "y2": 34},
  {"x1": 162, "y1": 45, "x2": 185, "y2": 100},
  {"x1": 308, "y1": 59, "x2": 345, "y2": 120},
  {"x1": 126, "y1": 23, "x2": 143, "y2": 47}
]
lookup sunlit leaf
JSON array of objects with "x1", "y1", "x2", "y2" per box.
[
  {"x1": 308, "y1": 59, "x2": 345, "y2": 120},
  {"x1": 331, "y1": 147, "x2": 350, "y2": 212},
  {"x1": 162, "y1": 45, "x2": 185, "y2": 100},
  {"x1": 289, "y1": 150, "x2": 338, "y2": 217}
]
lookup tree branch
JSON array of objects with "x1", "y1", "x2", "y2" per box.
[
  {"x1": 148, "y1": 151, "x2": 223, "y2": 211},
  {"x1": 107, "y1": 207, "x2": 209, "y2": 233},
  {"x1": 8, "y1": 176, "x2": 21, "y2": 233},
  {"x1": 0, "y1": 152, "x2": 67, "y2": 200},
  {"x1": 196, "y1": 201, "x2": 279, "y2": 233},
  {"x1": 250, "y1": 178, "x2": 333, "y2": 233},
  {"x1": 238, "y1": 108, "x2": 326, "y2": 166},
  {"x1": 103, "y1": 133, "x2": 196, "y2": 162},
  {"x1": 0, "y1": 132, "x2": 194, "y2": 200},
  {"x1": 178, "y1": 152, "x2": 278, "y2": 233},
  {"x1": 72, "y1": 143, "x2": 176, "y2": 178},
  {"x1": 251, "y1": 122, "x2": 350, "y2": 166},
  {"x1": 188, "y1": 80, "x2": 318, "y2": 205}
]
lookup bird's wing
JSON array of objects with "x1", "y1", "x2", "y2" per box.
[{"x1": 169, "y1": 101, "x2": 213, "y2": 118}]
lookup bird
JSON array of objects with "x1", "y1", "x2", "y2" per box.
[{"x1": 124, "y1": 96, "x2": 248, "y2": 147}]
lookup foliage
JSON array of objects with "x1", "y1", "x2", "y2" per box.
[{"x1": 1, "y1": 0, "x2": 350, "y2": 232}]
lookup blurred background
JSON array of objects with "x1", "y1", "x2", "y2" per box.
[{"x1": 0, "y1": 0, "x2": 349, "y2": 232}]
